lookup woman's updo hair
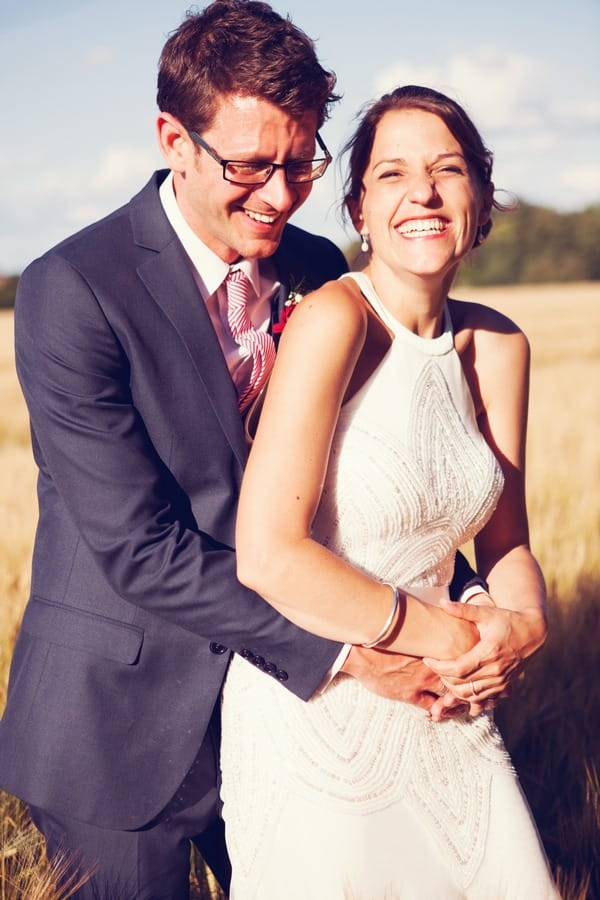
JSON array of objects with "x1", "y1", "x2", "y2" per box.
[{"x1": 342, "y1": 84, "x2": 503, "y2": 247}]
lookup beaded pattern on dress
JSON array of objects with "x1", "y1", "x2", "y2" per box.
[
  {"x1": 221, "y1": 271, "x2": 508, "y2": 891},
  {"x1": 313, "y1": 361, "x2": 504, "y2": 588}
]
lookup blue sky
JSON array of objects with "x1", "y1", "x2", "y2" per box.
[{"x1": 1, "y1": 0, "x2": 599, "y2": 272}]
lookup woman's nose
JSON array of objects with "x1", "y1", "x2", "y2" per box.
[{"x1": 406, "y1": 172, "x2": 437, "y2": 204}]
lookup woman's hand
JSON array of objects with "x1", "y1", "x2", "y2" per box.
[
  {"x1": 427, "y1": 591, "x2": 497, "y2": 720},
  {"x1": 380, "y1": 589, "x2": 480, "y2": 662},
  {"x1": 423, "y1": 598, "x2": 547, "y2": 705}
]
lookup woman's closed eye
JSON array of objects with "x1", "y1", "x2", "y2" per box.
[
  {"x1": 378, "y1": 168, "x2": 407, "y2": 181},
  {"x1": 434, "y1": 164, "x2": 466, "y2": 175}
]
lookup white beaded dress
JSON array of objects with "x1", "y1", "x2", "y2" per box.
[{"x1": 220, "y1": 272, "x2": 557, "y2": 899}]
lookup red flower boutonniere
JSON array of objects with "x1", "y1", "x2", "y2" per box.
[{"x1": 273, "y1": 288, "x2": 304, "y2": 334}]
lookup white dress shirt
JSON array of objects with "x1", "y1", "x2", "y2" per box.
[
  {"x1": 159, "y1": 171, "x2": 350, "y2": 684},
  {"x1": 159, "y1": 171, "x2": 280, "y2": 400}
]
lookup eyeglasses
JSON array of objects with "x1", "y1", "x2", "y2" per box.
[{"x1": 187, "y1": 130, "x2": 332, "y2": 185}]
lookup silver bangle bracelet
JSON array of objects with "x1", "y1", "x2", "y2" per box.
[{"x1": 361, "y1": 583, "x2": 400, "y2": 648}]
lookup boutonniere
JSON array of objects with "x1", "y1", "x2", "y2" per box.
[{"x1": 273, "y1": 284, "x2": 304, "y2": 334}]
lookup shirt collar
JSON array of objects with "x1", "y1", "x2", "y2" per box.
[{"x1": 158, "y1": 171, "x2": 262, "y2": 297}]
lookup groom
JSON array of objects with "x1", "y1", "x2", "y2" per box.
[{"x1": 0, "y1": 1, "x2": 483, "y2": 896}]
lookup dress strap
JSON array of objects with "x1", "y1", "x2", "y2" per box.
[
  {"x1": 341, "y1": 271, "x2": 454, "y2": 354},
  {"x1": 341, "y1": 271, "x2": 395, "y2": 331}
]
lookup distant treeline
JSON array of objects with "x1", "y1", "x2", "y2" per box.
[
  {"x1": 456, "y1": 202, "x2": 600, "y2": 286},
  {"x1": 0, "y1": 276, "x2": 19, "y2": 310},
  {"x1": 1, "y1": 202, "x2": 598, "y2": 308},
  {"x1": 346, "y1": 201, "x2": 599, "y2": 287}
]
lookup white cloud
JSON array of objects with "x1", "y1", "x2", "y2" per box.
[
  {"x1": 9, "y1": 145, "x2": 157, "y2": 213},
  {"x1": 81, "y1": 47, "x2": 115, "y2": 68},
  {"x1": 370, "y1": 48, "x2": 600, "y2": 212},
  {"x1": 373, "y1": 48, "x2": 600, "y2": 136},
  {"x1": 374, "y1": 49, "x2": 551, "y2": 133},
  {"x1": 553, "y1": 98, "x2": 600, "y2": 126},
  {"x1": 374, "y1": 63, "x2": 442, "y2": 96},
  {"x1": 0, "y1": 144, "x2": 162, "y2": 270},
  {"x1": 89, "y1": 145, "x2": 159, "y2": 193},
  {"x1": 562, "y1": 163, "x2": 600, "y2": 196}
]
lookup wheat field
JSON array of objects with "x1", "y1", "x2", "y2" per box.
[
  {"x1": 1, "y1": 283, "x2": 599, "y2": 897},
  {"x1": 453, "y1": 281, "x2": 600, "y2": 595}
]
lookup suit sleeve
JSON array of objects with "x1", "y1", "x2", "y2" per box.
[
  {"x1": 15, "y1": 253, "x2": 343, "y2": 701},
  {"x1": 448, "y1": 551, "x2": 488, "y2": 601}
]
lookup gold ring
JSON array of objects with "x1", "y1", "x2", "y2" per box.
[
  {"x1": 470, "y1": 680, "x2": 479, "y2": 696},
  {"x1": 438, "y1": 682, "x2": 448, "y2": 696}
]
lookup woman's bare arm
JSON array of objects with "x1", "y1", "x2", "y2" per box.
[
  {"x1": 424, "y1": 303, "x2": 547, "y2": 702},
  {"x1": 236, "y1": 282, "x2": 478, "y2": 661}
]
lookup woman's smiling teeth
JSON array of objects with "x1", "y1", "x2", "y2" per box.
[
  {"x1": 245, "y1": 209, "x2": 277, "y2": 224},
  {"x1": 396, "y1": 217, "x2": 447, "y2": 237}
]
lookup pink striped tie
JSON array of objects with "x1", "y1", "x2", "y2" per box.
[{"x1": 225, "y1": 268, "x2": 276, "y2": 413}]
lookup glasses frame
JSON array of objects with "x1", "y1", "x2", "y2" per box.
[{"x1": 187, "y1": 129, "x2": 332, "y2": 185}]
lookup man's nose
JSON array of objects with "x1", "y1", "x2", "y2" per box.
[{"x1": 256, "y1": 166, "x2": 302, "y2": 209}]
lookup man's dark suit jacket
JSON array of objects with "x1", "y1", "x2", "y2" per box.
[{"x1": 0, "y1": 171, "x2": 348, "y2": 831}]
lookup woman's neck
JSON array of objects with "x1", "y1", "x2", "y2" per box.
[{"x1": 363, "y1": 262, "x2": 456, "y2": 338}]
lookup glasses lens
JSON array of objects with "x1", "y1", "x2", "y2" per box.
[
  {"x1": 286, "y1": 158, "x2": 330, "y2": 184},
  {"x1": 224, "y1": 162, "x2": 272, "y2": 184},
  {"x1": 222, "y1": 155, "x2": 331, "y2": 185}
]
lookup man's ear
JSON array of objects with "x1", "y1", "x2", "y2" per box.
[{"x1": 156, "y1": 112, "x2": 191, "y2": 172}]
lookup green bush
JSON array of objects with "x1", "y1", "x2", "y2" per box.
[
  {"x1": 345, "y1": 201, "x2": 600, "y2": 286},
  {"x1": 0, "y1": 276, "x2": 19, "y2": 310}
]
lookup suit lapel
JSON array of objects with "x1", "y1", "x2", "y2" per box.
[
  {"x1": 271, "y1": 241, "x2": 297, "y2": 349},
  {"x1": 130, "y1": 174, "x2": 247, "y2": 464},
  {"x1": 269, "y1": 249, "x2": 285, "y2": 340}
]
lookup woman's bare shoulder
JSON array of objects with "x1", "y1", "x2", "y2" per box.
[
  {"x1": 286, "y1": 276, "x2": 369, "y2": 341},
  {"x1": 448, "y1": 296, "x2": 529, "y2": 357},
  {"x1": 448, "y1": 295, "x2": 523, "y2": 332}
]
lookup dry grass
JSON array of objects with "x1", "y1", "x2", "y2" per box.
[
  {"x1": 0, "y1": 313, "x2": 37, "y2": 715},
  {"x1": 0, "y1": 792, "x2": 93, "y2": 899},
  {"x1": 451, "y1": 282, "x2": 600, "y2": 898},
  {"x1": 496, "y1": 579, "x2": 599, "y2": 900},
  {"x1": 452, "y1": 282, "x2": 600, "y2": 597},
  {"x1": 1, "y1": 285, "x2": 599, "y2": 897}
]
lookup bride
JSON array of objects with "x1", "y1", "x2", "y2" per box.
[{"x1": 220, "y1": 85, "x2": 558, "y2": 898}]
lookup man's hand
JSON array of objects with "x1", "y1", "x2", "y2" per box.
[{"x1": 341, "y1": 645, "x2": 467, "y2": 719}]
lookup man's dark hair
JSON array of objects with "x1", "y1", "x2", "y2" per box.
[{"x1": 157, "y1": 0, "x2": 340, "y2": 132}]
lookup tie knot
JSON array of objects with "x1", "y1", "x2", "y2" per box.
[
  {"x1": 226, "y1": 268, "x2": 253, "y2": 316},
  {"x1": 226, "y1": 269, "x2": 253, "y2": 333},
  {"x1": 226, "y1": 267, "x2": 250, "y2": 290},
  {"x1": 224, "y1": 267, "x2": 276, "y2": 414}
]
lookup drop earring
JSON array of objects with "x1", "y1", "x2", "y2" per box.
[{"x1": 361, "y1": 233, "x2": 370, "y2": 253}]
